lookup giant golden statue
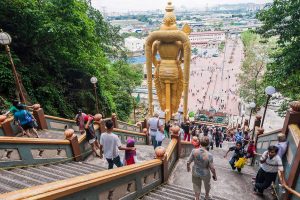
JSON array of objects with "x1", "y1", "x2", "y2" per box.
[{"x1": 145, "y1": 1, "x2": 191, "y2": 121}]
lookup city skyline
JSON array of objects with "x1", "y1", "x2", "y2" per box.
[{"x1": 91, "y1": 0, "x2": 273, "y2": 13}]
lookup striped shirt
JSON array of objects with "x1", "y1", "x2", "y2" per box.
[{"x1": 260, "y1": 151, "x2": 284, "y2": 173}]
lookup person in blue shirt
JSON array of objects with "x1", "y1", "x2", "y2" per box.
[
  {"x1": 14, "y1": 104, "x2": 39, "y2": 138},
  {"x1": 234, "y1": 129, "x2": 243, "y2": 142}
]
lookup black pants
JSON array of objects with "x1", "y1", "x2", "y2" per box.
[
  {"x1": 255, "y1": 168, "x2": 277, "y2": 193},
  {"x1": 106, "y1": 155, "x2": 123, "y2": 169}
]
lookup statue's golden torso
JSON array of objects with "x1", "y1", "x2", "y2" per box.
[{"x1": 155, "y1": 41, "x2": 183, "y2": 83}]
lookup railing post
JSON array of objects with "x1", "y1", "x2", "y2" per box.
[
  {"x1": 33, "y1": 106, "x2": 48, "y2": 130},
  {"x1": 170, "y1": 126, "x2": 181, "y2": 159},
  {"x1": 282, "y1": 101, "x2": 300, "y2": 135},
  {"x1": 142, "y1": 118, "x2": 147, "y2": 130},
  {"x1": 143, "y1": 128, "x2": 150, "y2": 145},
  {"x1": 65, "y1": 129, "x2": 82, "y2": 161},
  {"x1": 137, "y1": 121, "x2": 142, "y2": 133},
  {"x1": 111, "y1": 113, "x2": 118, "y2": 128},
  {"x1": 284, "y1": 101, "x2": 300, "y2": 200},
  {"x1": 1, "y1": 119, "x2": 14, "y2": 136},
  {"x1": 155, "y1": 146, "x2": 167, "y2": 183}
]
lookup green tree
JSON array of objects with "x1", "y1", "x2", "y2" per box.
[
  {"x1": 0, "y1": 0, "x2": 142, "y2": 120},
  {"x1": 238, "y1": 31, "x2": 275, "y2": 109},
  {"x1": 257, "y1": 0, "x2": 300, "y2": 101}
]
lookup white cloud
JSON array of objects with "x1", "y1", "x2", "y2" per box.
[{"x1": 92, "y1": 0, "x2": 272, "y2": 12}]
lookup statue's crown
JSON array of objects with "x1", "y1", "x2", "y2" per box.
[
  {"x1": 161, "y1": 1, "x2": 177, "y2": 30},
  {"x1": 165, "y1": 1, "x2": 174, "y2": 12}
]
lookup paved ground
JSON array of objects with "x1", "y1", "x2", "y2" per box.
[
  {"x1": 169, "y1": 142, "x2": 276, "y2": 200},
  {"x1": 183, "y1": 38, "x2": 243, "y2": 116}
]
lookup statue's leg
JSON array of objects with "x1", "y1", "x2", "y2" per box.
[
  {"x1": 171, "y1": 82, "x2": 178, "y2": 118},
  {"x1": 160, "y1": 81, "x2": 166, "y2": 111},
  {"x1": 165, "y1": 80, "x2": 171, "y2": 121}
]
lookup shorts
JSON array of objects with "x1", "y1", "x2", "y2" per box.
[
  {"x1": 192, "y1": 175, "x2": 211, "y2": 193},
  {"x1": 88, "y1": 138, "x2": 96, "y2": 144},
  {"x1": 21, "y1": 122, "x2": 34, "y2": 130}
]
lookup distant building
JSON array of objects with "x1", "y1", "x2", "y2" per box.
[
  {"x1": 189, "y1": 31, "x2": 225, "y2": 43},
  {"x1": 124, "y1": 37, "x2": 144, "y2": 53},
  {"x1": 189, "y1": 31, "x2": 225, "y2": 57}
]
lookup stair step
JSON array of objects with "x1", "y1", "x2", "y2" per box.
[
  {"x1": 142, "y1": 196, "x2": 158, "y2": 200},
  {"x1": 144, "y1": 192, "x2": 175, "y2": 200},
  {"x1": 164, "y1": 184, "x2": 227, "y2": 200},
  {"x1": 12, "y1": 168, "x2": 58, "y2": 182},
  {"x1": 0, "y1": 182, "x2": 17, "y2": 194},
  {"x1": 26, "y1": 167, "x2": 67, "y2": 180},
  {"x1": 163, "y1": 184, "x2": 194, "y2": 196},
  {"x1": 153, "y1": 189, "x2": 192, "y2": 200},
  {"x1": 66, "y1": 162, "x2": 101, "y2": 173},
  {"x1": 81, "y1": 162, "x2": 107, "y2": 171},
  {"x1": 0, "y1": 170, "x2": 45, "y2": 185},
  {"x1": 37, "y1": 165, "x2": 74, "y2": 178},
  {"x1": 50, "y1": 164, "x2": 85, "y2": 176},
  {"x1": 0, "y1": 175, "x2": 30, "y2": 189}
]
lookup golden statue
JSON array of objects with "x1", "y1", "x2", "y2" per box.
[{"x1": 145, "y1": 1, "x2": 191, "y2": 121}]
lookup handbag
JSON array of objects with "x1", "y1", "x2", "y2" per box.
[{"x1": 234, "y1": 157, "x2": 247, "y2": 168}]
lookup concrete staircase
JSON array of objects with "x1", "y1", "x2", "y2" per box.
[
  {"x1": 0, "y1": 161, "x2": 106, "y2": 194},
  {"x1": 140, "y1": 184, "x2": 227, "y2": 200}
]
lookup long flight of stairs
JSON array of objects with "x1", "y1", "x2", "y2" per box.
[
  {"x1": 0, "y1": 161, "x2": 106, "y2": 194},
  {"x1": 140, "y1": 184, "x2": 226, "y2": 200}
]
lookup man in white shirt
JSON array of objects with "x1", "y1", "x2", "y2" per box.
[
  {"x1": 100, "y1": 120, "x2": 135, "y2": 169},
  {"x1": 254, "y1": 145, "x2": 286, "y2": 195},
  {"x1": 147, "y1": 112, "x2": 163, "y2": 149}
]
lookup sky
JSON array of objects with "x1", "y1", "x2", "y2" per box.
[{"x1": 91, "y1": 0, "x2": 273, "y2": 13}]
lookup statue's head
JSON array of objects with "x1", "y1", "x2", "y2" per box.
[{"x1": 160, "y1": 1, "x2": 177, "y2": 30}]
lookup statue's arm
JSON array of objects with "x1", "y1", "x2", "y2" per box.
[
  {"x1": 178, "y1": 42, "x2": 184, "y2": 64},
  {"x1": 152, "y1": 41, "x2": 159, "y2": 67}
]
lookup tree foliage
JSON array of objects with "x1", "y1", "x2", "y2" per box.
[
  {"x1": 0, "y1": 0, "x2": 142, "y2": 120},
  {"x1": 238, "y1": 31, "x2": 274, "y2": 109},
  {"x1": 257, "y1": 0, "x2": 300, "y2": 101}
]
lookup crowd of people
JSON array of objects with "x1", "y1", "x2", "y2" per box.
[{"x1": 3, "y1": 100, "x2": 289, "y2": 199}]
